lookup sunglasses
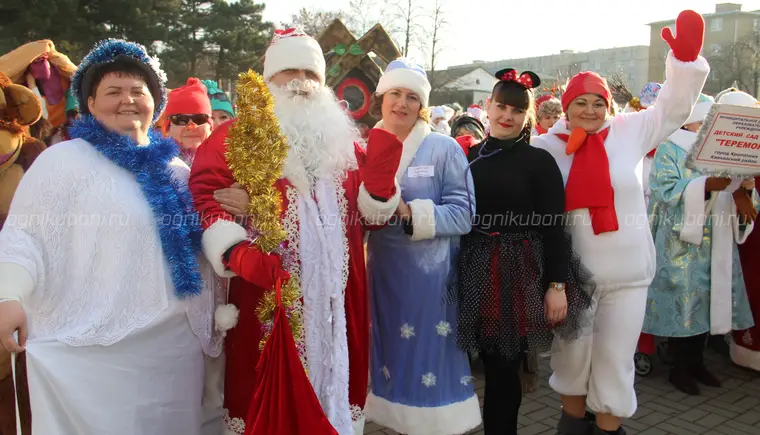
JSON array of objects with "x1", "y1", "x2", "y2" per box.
[
  {"x1": 210, "y1": 93, "x2": 229, "y2": 102},
  {"x1": 170, "y1": 114, "x2": 211, "y2": 126}
]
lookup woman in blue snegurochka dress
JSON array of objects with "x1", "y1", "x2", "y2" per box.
[{"x1": 362, "y1": 59, "x2": 482, "y2": 435}]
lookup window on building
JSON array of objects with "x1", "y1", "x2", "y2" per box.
[
  {"x1": 711, "y1": 44, "x2": 722, "y2": 53},
  {"x1": 711, "y1": 18, "x2": 723, "y2": 32}
]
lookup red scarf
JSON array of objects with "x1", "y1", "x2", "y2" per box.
[
  {"x1": 534, "y1": 123, "x2": 548, "y2": 136},
  {"x1": 556, "y1": 127, "x2": 618, "y2": 235}
]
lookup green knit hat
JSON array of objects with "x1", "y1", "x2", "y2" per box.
[{"x1": 201, "y1": 79, "x2": 234, "y2": 117}]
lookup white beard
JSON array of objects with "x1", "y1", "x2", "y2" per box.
[{"x1": 269, "y1": 79, "x2": 359, "y2": 193}]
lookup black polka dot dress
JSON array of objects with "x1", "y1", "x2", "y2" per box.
[{"x1": 451, "y1": 135, "x2": 595, "y2": 360}]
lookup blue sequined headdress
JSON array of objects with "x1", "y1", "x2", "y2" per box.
[{"x1": 72, "y1": 39, "x2": 168, "y2": 122}]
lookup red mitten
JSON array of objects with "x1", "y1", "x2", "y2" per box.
[
  {"x1": 225, "y1": 242, "x2": 290, "y2": 289},
  {"x1": 360, "y1": 128, "x2": 403, "y2": 200},
  {"x1": 661, "y1": 10, "x2": 705, "y2": 62}
]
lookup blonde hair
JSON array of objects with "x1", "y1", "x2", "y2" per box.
[
  {"x1": 369, "y1": 92, "x2": 431, "y2": 123},
  {"x1": 537, "y1": 98, "x2": 562, "y2": 118}
]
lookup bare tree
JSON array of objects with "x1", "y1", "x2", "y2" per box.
[
  {"x1": 426, "y1": 0, "x2": 448, "y2": 90},
  {"x1": 285, "y1": 7, "x2": 344, "y2": 38},
  {"x1": 385, "y1": 0, "x2": 425, "y2": 58},
  {"x1": 345, "y1": 0, "x2": 378, "y2": 35},
  {"x1": 707, "y1": 35, "x2": 760, "y2": 96}
]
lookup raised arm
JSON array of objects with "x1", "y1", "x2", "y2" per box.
[
  {"x1": 623, "y1": 10, "x2": 710, "y2": 158},
  {"x1": 356, "y1": 129, "x2": 403, "y2": 227}
]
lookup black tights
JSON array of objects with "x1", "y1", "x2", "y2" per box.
[{"x1": 482, "y1": 352, "x2": 522, "y2": 435}]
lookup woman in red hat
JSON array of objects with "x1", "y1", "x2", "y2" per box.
[{"x1": 532, "y1": 10, "x2": 710, "y2": 435}]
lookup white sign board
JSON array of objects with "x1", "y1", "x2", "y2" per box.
[{"x1": 687, "y1": 103, "x2": 760, "y2": 177}]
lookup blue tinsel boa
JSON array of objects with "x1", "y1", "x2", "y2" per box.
[{"x1": 69, "y1": 115, "x2": 203, "y2": 298}]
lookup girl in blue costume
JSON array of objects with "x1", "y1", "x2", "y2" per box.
[{"x1": 363, "y1": 59, "x2": 482, "y2": 435}]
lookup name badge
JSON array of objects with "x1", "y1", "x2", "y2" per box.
[{"x1": 408, "y1": 165, "x2": 434, "y2": 178}]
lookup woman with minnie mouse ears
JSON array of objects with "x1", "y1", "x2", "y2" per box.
[
  {"x1": 452, "y1": 68, "x2": 594, "y2": 435},
  {"x1": 531, "y1": 10, "x2": 710, "y2": 435}
]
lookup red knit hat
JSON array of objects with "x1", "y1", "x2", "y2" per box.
[
  {"x1": 164, "y1": 77, "x2": 211, "y2": 117},
  {"x1": 561, "y1": 72, "x2": 612, "y2": 112}
]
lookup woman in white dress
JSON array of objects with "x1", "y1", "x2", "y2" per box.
[{"x1": 0, "y1": 39, "x2": 244, "y2": 435}]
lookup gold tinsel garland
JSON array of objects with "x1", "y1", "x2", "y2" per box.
[
  {"x1": 628, "y1": 97, "x2": 642, "y2": 111},
  {"x1": 224, "y1": 70, "x2": 304, "y2": 352}
]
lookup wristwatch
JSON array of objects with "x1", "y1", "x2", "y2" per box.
[{"x1": 549, "y1": 282, "x2": 566, "y2": 293}]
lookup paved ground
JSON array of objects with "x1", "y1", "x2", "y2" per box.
[{"x1": 365, "y1": 347, "x2": 760, "y2": 435}]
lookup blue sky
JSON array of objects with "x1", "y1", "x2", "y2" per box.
[{"x1": 262, "y1": 0, "x2": 760, "y2": 68}]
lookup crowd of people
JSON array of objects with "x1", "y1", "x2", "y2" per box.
[{"x1": 0, "y1": 7, "x2": 759, "y2": 435}]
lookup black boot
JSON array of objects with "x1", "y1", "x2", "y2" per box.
[
  {"x1": 691, "y1": 334, "x2": 721, "y2": 387},
  {"x1": 558, "y1": 410, "x2": 592, "y2": 435},
  {"x1": 669, "y1": 336, "x2": 700, "y2": 395},
  {"x1": 592, "y1": 425, "x2": 627, "y2": 435}
]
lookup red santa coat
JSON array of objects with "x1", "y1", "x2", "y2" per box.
[
  {"x1": 732, "y1": 177, "x2": 760, "y2": 371},
  {"x1": 189, "y1": 122, "x2": 370, "y2": 434}
]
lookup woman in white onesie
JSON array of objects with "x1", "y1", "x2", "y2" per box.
[{"x1": 531, "y1": 10, "x2": 709, "y2": 435}]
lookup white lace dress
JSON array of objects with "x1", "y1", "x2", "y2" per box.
[{"x1": 0, "y1": 139, "x2": 219, "y2": 435}]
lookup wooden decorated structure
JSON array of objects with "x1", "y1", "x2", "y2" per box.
[{"x1": 316, "y1": 20, "x2": 401, "y2": 133}]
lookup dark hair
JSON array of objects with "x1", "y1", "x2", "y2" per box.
[
  {"x1": 89, "y1": 63, "x2": 153, "y2": 99},
  {"x1": 451, "y1": 115, "x2": 485, "y2": 141},
  {"x1": 490, "y1": 81, "x2": 536, "y2": 130}
]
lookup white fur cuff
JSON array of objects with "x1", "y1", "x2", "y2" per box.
[
  {"x1": 202, "y1": 219, "x2": 248, "y2": 277},
  {"x1": 680, "y1": 176, "x2": 708, "y2": 245},
  {"x1": 214, "y1": 304, "x2": 239, "y2": 334},
  {"x1": 407, "y1": 199, "x2": 436, "y2": 241},
  {"x1": 0, "y1": 263, "x2": 34, "y2": 301},
  {"x1": 357, "y1": 181, "x2": 401, "y2": 225}
]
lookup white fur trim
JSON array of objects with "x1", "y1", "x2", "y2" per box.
[
  {"x1": 718, "y1": 91, "x2": 758, "y2": 106},
  {"x1": 357, "y1": 181, "x2": 401, "y2": 225},
  {"x1": 353, "y1": 415, "x2": 366, "y2": 434},
  {"x1": 407, "y1": 199, "x2": 436, "y2": 242},
  {"x1": 679, "y1": 176, "x2": 708, "y2": 245},
  {"x1": 264, "y1": 35, "x2": 326, "y2": 86},
  {"x1": 731, "y1": 336, "x2": 760, "y2": 371},
  {"x1": 710, "y1": 190, "x2": 738, "y2": 335},
  {"x1": 375, "y1": 119, "x2": 430, "y2": 181},
  {"x1": 202, "y1": 219, "x2": 248, "y2": 278},
  {"x1": 365, "y1": 392, "x2": 481, "y2": 435},
  {"x1": 685, "y1": 100, "x2": 713, "y2": 125},
  {"x1": 0, "y1": 263, "x2": 34, "y2": 301},
  {"x1": 376, "y1": 68, "x2": 432, "y2": 107},
  {"x1": 214, "y1": 304, "x2": 239, "y2": 333}
]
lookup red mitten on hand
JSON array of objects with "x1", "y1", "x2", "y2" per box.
[
  {"x1": 661, "y1": 10, "x2": 705, "y2": 62},
  {"x1": 224, "y1": 242, "x2": 290, "y2": 289},
  {"x1": 360, "y1": 128, "x2": 403, "y2": 200}
]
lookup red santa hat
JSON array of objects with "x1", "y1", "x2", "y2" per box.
[
  {"x1": 263, "y1": 28, "x2": 326, "y2": 86},
  {"x1": 561, "y1": 71, "x2": 612, "y2": 112},
  {"x1": 164, "y1": 77, "x2": 211, "y2": 117}
]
